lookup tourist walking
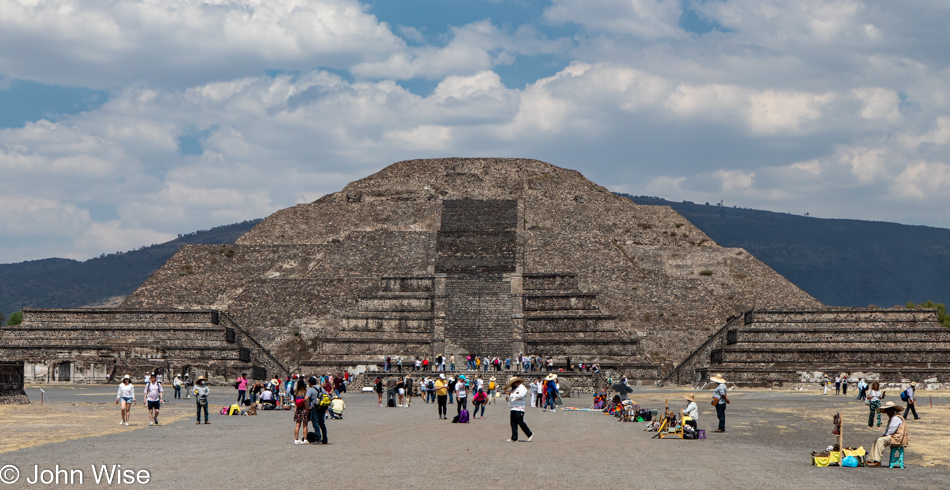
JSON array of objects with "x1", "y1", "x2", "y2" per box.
[
  {"x1": 710, "y1": 373, "x2": 730, "y2": 432},
  {"x1": 866, "y1": 401, "x2": 908, "y2": 466},
  {"x1": 529, "y1": 378, "x2": 539, "y2": 408},
  {"x1": 834, "y1": 375, "x2": 841, "y2": 395},
  {"x1": 867, "y1": 382, "x2": 885, "y2": 428},
  {"x1": 455, "y1": 375, "x2": 468, "y2": 415},
  {"x1": 404, "y1": 374, "x2": 414, "y2": 408},
  {"x1": 184, "y1": 374, "x2": 193, "y2": 399},
  {"x1": 194, "y1": 376, "x2": 210, "y2": 424},
  {"x1": 857, "y1": 378, "x2": 868, "y2": 400},
  {"x1": 488, "y1": 377, "x2": 497, "y2": 404},
  {"x1": 115, "y1": 375, "x2": 135, "y2": 425},
  {"x1": 449, "y1": 354, "x2": 455, "y2": 371},
  {"x1": 435, "y1": 374, "x2": 449, "y2": 420},
  {"x1": 506, "y1": 377, "x2": 533, "y2": 442},
  {"x1": 842, "y1": 374, "x2": 848, "y2": 396},
  {"x1": 143, "y1": 374, "x2": 163, "y2": 426},
  {"x1": 292, "y1": 379, "x2": 309, "y2": 444},
  {"x1": 306, "y1": 377, "x2": 328, "y2": 444},
  {"x1": 236, "y1": 373, "x2": 248, "y2": 404},
  {"x1": 822, "y1": 375, "x2": 829, "y2": 395},
  {"x1": 374, "y1": 377, "x2": 383, "y2": 406},
  {"x1": 447, "y1": 376, "x2": 455, "y2": 404},
  {"x1": 903, "y1": 382, "x2": 920, "y2": 420},
  {"x1": 173, "y1": 374, "x2": 182, "y2": 399}
]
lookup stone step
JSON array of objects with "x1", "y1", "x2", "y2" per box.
[
  {"x1": 731, "y1": 329, "x2": 950, "y2": 343},
  {"x1": 744, "y1": 310, "x2": 939, "y2": 324},
  {"x1": 715, "y1": 348, "x2": 950, "y2": 364},
  {"x1": 700, "y1": 365, "x2": 950, "y2": 384},
  {"x1": 0, "y1": 345, "x2": 249, "y2": 361},
  {"x1": 524, "y1": 293, "x2": 598, "y2": 311},
  {"x1": 379, "y1": 276, "x2": 434, "y2": 293},
  {"x1": 522, "y1": 273, "x2": 578, "y2": 291},
  {"x1": 524, "y1": 332, "x2": 633, "y2": 342},
  {"x1": 340, "y1": 318, "x2": 433, "y2": 333},
  {"x1": 358, "y1": 297, "x2": 433, "y2": 312},
  {"x1": 369, "y1": 291, "x2": 435, "y2": 299},
  {"x1": 524, "y1": 316, "x2": 618, "y2": 333}
]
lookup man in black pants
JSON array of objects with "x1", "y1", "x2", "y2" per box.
[
  {"x1": 456, "y1": 375, "x2": 468, "y2": 415},
  {"x1": 506, "y1": 377, "x2": 533, "y2": 442},
  {"x1": 903, "y1": 382, "x2": 920, "y2": 420},
  {"x1": 435, "y1": 374, "x2": 449, "y2": 419},
  {"x1": 306, "y1": 377, "x2": 328, "y2": 444}
]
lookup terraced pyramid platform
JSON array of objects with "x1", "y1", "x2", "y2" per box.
[{"x1": 119, "y1": 158, "x2": 819, "y2": 373}]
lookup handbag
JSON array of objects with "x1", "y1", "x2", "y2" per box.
[{"x1": 711, "y1": 397, "x2": 719, "y2": 406}]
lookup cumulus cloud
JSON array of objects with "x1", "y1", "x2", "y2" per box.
[{"x1": 2, "y1": 1, "x2": 950, "y2": 262}]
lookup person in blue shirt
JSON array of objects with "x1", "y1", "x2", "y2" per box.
[{"x1": 710, "y1": 374, "x2": 730, "y2": 432}]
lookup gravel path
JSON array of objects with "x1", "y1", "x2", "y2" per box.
[{"x1": 0, "y1": 386, "x2": 947, "y2": 488}]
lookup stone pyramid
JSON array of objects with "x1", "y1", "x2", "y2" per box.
[{"x1": 123, "y1": 158, "x2": 820, "y2": 372}]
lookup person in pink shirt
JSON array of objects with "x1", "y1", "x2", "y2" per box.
[{"x1": 236, "y1": 373, "x2": 249, "y2": 404}]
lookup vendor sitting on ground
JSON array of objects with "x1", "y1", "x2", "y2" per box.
[
  {"x1": 260, "y1": 387, "x2": 277, "y2": 407},
  {"x1": 683, "y1": 394, "x2": 699, "y2": 430},
  {"x1": 866, "y1": 401, "x2": 908, "y2": 466},
  {"x1": 329, "y1": 394, "x2": 345, "y2": 419}
]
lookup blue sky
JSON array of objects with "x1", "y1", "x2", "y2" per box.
[{"x1": 1, "y1": 0, "x2": 949, "y2": 263}]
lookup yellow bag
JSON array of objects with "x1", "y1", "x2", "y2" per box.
[
  {"x1": 843, "y1": 447, "x2": 866, "y2": 458},
  {"x1": 228, "y1": 404, "x2": 242, "y2": 416}
]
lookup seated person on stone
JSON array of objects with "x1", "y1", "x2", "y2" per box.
[{"x1": 866, "y1": 401, "x2": 908, "y2": 466}]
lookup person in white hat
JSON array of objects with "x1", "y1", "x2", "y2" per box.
[
  {"x1": 902, "y1": 382, "x2": 920, "y2": 420},
  {"x1": 866, "y1": 401, "x2": 908, "y2": 466},
  {"x1": 435, "y1": 374, "x2": 449, "y2": 420},
  {"x1": 194, "y1": 376, "x2": 211, "y2": 425},
  {"x1": 506, "y1": 377, "x2": 533, "y2": 442},
  {"x1": 542, "y1": 374, "x2": 558, "y2": 412},
  {"x1": 115, "y1": 375, "x2": 135, "y2": 426},
  {"x1": 173, "y1": 374, "x2": 182, "y2": 399},
  {"x1": 710, "y1": 374, "x2": 729, "y2": 432}
]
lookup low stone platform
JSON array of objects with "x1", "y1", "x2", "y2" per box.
[
  {"x1": 665, "y1": 308, "x2": 950, "y2": 387},
  {"x1": 0, "y1": 309, "x2": 288, "y2": 384}
]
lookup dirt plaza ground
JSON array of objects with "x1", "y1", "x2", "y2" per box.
[{"x1": 1, "y1": 384, "x2": 949, "y2": 488}]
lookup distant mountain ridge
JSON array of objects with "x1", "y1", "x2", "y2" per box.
[
  {"x1": 1, "y1": 196, "x2": 948, "y2": 316},
  {"x1": 623, "y1": 195, "x2": 950, "y2": 308},
  {"x1": 0, "y1": 220, "x2": 261, "y2": 316}
]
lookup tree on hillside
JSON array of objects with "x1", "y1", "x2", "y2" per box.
[
  {"x1": 5, "y1": 311, "x2": 21, "y2": 326},
  {"x1": 905, "y1": 301, "x2": 950, "y2": 328}
]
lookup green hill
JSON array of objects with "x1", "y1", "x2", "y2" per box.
[
  {"x1": 624, "y1": 196, "x2": 950, "y2": 308},
  {"x1": 0, "y1": 220, "x2": 260, "y2": 316},
  {"x1": 2, "y1": 196, "x2": 948, "y2": 315}
]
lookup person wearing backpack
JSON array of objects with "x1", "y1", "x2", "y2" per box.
[
  {"x1": 902, "y1": 382, "x2": 920, "y2": 420},
  {"x1": 455, "y1": 375, "x2": 468, "y2": 416},
  {"x1": 488, "y1": 377, "x2": 497, "y2": 404},
  {"x1": 426, "y1": 377, "x2": 436, "y2": 403},
  {"x1": 306, "y1": 377, "x2": 329, "y2": 444}
]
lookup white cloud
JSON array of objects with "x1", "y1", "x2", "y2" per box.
[
  {"x1": 544, "y1": 0, "x2": 685, "y2": 39},
  {"x1": 0, "y1": 0, "x2": 404, "y2": 88}
]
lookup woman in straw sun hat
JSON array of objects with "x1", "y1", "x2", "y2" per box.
[
  {"x1": 710, "y1": 373, "x2": 729, "y2": 432},
  {"x1": 683, "y1": 394, "x2": 699, "y2": 431},
  {"x1": 506, "y1": 377, "x2": 533, "y2": 442},
  {"x1": 866, "y1": 401, "x2": 908, "y2": 466}
]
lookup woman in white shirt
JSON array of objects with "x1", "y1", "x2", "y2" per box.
[
  {"x1": 455, "y1": 376, "x2": 468, "y2": 416},
  {"x1": 115, "y1": 375, "x2": 135, "y2": 426},
  {"x1": 506, "y1": 377, "x2": 533, "y2": 442}
]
